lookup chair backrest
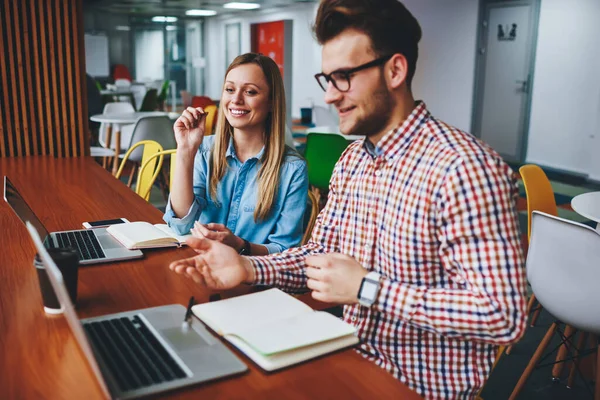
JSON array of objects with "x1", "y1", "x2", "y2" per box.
[
  {"x1": 115, "y1": 140, "x2": 164, "y2": 201},
  {"x1": 180, "y1": 90, "x2": 192, "y2": 108},
  {"x1": 519, "y1": 164, "x2": 558, "y2": 240},
  {"x1": 138, "y1": 149, "x2": 177, "y2": 199},
  {"x1": 112, "y1": 64, "x2": 132, "y2": 82},
  {"x1": 157, "y1": 80, "x2": 170, "y2": 104},
  {"x1": 98, "y1": 102, "x2": 136, "y2": 148},
  {"x1": 115, "y1": 78, "x2": 131, "y2": 88},
  {"x1": 304, "y1": 132, "x2": 351, "y2": 191},
  {"x1": 139, "y1": 88, "x2": 158, "y2": 112},
  {"x1": 204, "y1": 105, "x2": 218, "y2": 135},
  {"x1": 191, "y1": 96, "x2": 215, "y2": 109},
  {"x1": 527, "y1": 211, "x2": 600, "y2": 334},
  {"x1": 126, "y1": 116, "x2": 176, "y2": 163},
  {"x1": 301, "y1": 189, "x2": 320, "y2": 245}
]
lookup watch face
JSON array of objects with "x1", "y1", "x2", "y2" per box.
[{"x1": 361, "y1": 279, "x2": 378, "y2": 301}]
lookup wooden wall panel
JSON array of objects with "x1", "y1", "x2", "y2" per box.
[{"x1": 0, "y1": 0, "x2": 89, "y2": 157}]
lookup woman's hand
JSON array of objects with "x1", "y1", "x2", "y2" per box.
[
  {"x1": 191, "y1": 221, "x2": 244, "y2": 252},
  {"x1": 173, "y1": 107, "x2": 207, "y2": 152}
]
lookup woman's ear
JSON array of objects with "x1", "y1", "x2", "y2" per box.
[{"x1": 387, "y1": 53, "x2": 409, "y2": 89}]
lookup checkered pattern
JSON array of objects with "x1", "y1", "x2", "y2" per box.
[{"x1": 249, "y1": 102, "x2": 527, "y2": 399}]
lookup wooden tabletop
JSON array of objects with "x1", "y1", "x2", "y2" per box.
[{"x1": 0, "y1": 156, "x2": 420, "y2": 399}]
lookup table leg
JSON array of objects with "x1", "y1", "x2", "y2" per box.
[
  {"x1": 103, "y1": 124, "x2": 113, "y2": 169},
  {"x1": 112, "y1": 125, "x2": 121, "y2": 176}
]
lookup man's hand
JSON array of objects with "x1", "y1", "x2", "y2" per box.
[
  {"x1": 305, "y1": 253, "x2": 368, "y2": 304},
  {"x1": 169, "y1": 237, "x2": 255, "y2": 290},
  {"x1": 191, "y1": 222, "x2": 244, "y2": 252}
]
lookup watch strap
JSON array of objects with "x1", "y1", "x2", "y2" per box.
[{"x1": 239, "y1": 239, "x2": 251, "y2": 255}]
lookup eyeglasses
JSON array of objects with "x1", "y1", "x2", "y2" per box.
[{"x1": 314, "y1": 55, "x2": 393, "y2": 92}]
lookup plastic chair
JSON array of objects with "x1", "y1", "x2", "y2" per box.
[
  {"x1": 191, "y1": 96, "x2": 215, "y2": 109},
  {"x1": 137, "y1": 149, "x2": 177, "y2": 200},
  {"x1": 304, "y1": 132, "x2": 351, "y2": 191},
  {"x1": 139, "y1": 88, "x2": 158, "y2": 112},
  {"x1": 509, "y1": 211, "x2": 600, "y2": 400},
  {"x1": 505, "y1": 165, "x2": 562, "y2": 355},
  {"x1": 203, "y1": 104, "x2": 218, "y2": 136},
  {"x1": 115, "y1": 140, "x2": 164, "y2": 201},
  {"x1": 90, "y1": 102, "x2": 136, "y2": 169},
  {"x1": 112, "y1": 64, "x2": 132, "y2": 82}
]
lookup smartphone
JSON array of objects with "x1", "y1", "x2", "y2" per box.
[{"x1": 82, "y1": 218, "x2": 130, "y2": 229}]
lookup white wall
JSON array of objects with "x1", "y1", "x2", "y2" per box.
[
  {"x1": 205, "y1": 4, "x2": 323, "y2": 118},
  {"x1": 404, "y1": 0, "x2": 479, "y2": 132},
  {"x1": 525, "y1": 0, "x2": 600, "y2": 178}
]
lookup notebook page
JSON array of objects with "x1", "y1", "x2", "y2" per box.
[
  {"x1": 235, "y1": 311, "x2": 357, "y2": 355},
  {"x1": 154, "y1": 224, "x2": 192, "y2": 244},
  {"x1": 192, "y1": 289, "x2": 313, "y2": 336}
]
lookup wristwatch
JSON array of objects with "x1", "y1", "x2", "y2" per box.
[
  {"x1": 357, "y1": 271, "x2": 381, "y2": 307},
  {"x1": 239, "y1": 239, "x2": 251, "y2": 256}
]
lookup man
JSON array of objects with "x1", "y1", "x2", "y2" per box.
[{"x1": 170, "y1": 0, "x2": 527, "y2": 398}]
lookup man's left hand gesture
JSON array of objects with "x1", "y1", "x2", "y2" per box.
[{"x1": 305, "y1": 253, "x2": 369, "y2": 304}]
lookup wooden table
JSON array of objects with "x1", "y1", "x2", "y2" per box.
[{"x1": 0, "y1": 157, "x2": 420, "y2": 399}]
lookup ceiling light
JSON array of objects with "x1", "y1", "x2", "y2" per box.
[
  {"x1": 186, "y1": 9, "x2": 218, "y2": 16},
  {"x1": 115, "y1": 25, "x2": 130, "y2": 31},
  {"x1": 166, "y1": 25, "x2": 177, "y2": 31},
  {"x1": 223, "y1": 2, "x2": 261, "y2": 10},
  {"x1": 152, "y1": 16, "x2": 178, "y2": 23}
]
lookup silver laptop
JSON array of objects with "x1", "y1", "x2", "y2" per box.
[
  {"x1": 27, "y1": 222, "x2": 248, "y2": 399},
  {"x1": 3, "y1": 176, "x2": 143, "y2": 265}
]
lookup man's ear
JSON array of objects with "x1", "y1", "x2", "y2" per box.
[{"x1": 387, "y1": 53, "x2": 409, "y2": 89}]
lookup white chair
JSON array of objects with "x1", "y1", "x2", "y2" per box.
[
  {"x1": 509, "y1": 211, "x2": 600, "y2": 399},
  {"x1": 118, "y1": 115, "x2": 176, "y2": 188},
  {"x1": 130, "y1": 83, "x2": 147, "y2": 111},
  {"x1": 114, "y1": 78, "x2": 131, "y2": 88},
  {"x1": 98, "y1": 102, "x2": 136, "y2": 150}
]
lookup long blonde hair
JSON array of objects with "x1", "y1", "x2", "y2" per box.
[{"x1": 210, "y1": 53, "x2": 286, "y2": 221}]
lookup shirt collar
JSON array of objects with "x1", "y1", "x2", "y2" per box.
[
  {"x1": 225, "y1": 136, "x2": 266, "y2": 161},
  {"x1": 362, "y1": 100, "x2": 429, "y2": 160}
]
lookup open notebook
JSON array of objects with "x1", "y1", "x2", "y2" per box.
[
  {"x1": 192, "y1": 288, "x2": 359, "y2": 371},
  {"x1": 107, "y1": 222, "x2": 191, "y2": 249}
]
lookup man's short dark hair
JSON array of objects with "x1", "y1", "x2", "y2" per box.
[{"x1": 314, "y1": 0, "x2": 422, "y2": 88}]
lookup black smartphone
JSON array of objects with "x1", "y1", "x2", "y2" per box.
[{"x1": 82, "y1": 218, "x2": 130, "y2": 229}]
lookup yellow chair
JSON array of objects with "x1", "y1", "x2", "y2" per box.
[
  {"x1": 510, "y1": 165, "x2": 574, "y2": 382},
  {"x1": 519, "y1": 165, "x2": 558, "y2": 328},
  {"x1": 138, "y1": 149, "x2": 177, "y2": 199},
  {"x1": 115, "y1": 140, "x2": 164, "y2": 201},
  {"x1": 204, "y1": 104, "x2": 218, "y2": 136}
]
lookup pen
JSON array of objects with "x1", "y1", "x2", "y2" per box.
[{"x1": 182, "y1": 296, "x2": 195, "y2": 330}]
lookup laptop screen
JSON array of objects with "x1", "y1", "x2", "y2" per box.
[
  {"x1": 3, "y1": 176, "x2": 50, "y2": 240},
  {"x1": 25, "y1": 222, "x2": 111, "y2": 399}
]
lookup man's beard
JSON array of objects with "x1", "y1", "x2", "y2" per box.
[{"x1": 341, "y1": 80, "x2": 394, "y2": 138}]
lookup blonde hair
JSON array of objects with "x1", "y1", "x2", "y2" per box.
[{"x1": 210, "y1": 53, "x2": 286, "y2": 221}]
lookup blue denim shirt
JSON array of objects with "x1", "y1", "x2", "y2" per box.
[{"x1": 164, "y1": 135, "x2": 308, "y2": 254}]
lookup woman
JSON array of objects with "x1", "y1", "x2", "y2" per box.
[{"x1": 164, "y1": 53, "x2": 308, "y2": 255}]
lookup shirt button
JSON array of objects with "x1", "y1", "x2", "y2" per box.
[
  {"x1": 351, "y1": 316, "x2": 357, "y2": 322},
  {"x1": 375, "y1": 170, "x2": 381, "y2": 177}
]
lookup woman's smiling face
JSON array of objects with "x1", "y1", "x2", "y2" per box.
[{"x1": 222, "y1": 63, "x2": 271, "y2": 133}]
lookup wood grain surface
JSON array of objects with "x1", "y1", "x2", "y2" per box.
[{"x1": 0, "y1": 156, "x2": 420, "y2": 399}]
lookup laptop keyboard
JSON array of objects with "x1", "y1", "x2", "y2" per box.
[
  {"x1": 83, "y1": 315, "x2": 187, "y2": 393},
  {"x1": 54, "y1": 230, "x2": 106, "y2": 260}
]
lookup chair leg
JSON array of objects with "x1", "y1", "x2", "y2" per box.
[
  {"x1": 566, "y1": 332, "x2": 588, "y2": 388},
  {"x1": 552, "y1": 325, "x2": 577, "y2": 380},
  {"x1": 527, "y1": 295, "x2": 543, "y2": 327},
  {"x1": 530, "y1": 304, "x2": 543, "y2": 327},
  {"x1": 509, "y1": 322, "x2": 558, "y2": 400},
  {"x1": 506, "y1": 344, "x2": 513, "y2": 355},
  {"x1": 127, "y1": 164, "x2": 137, "y2": 188}
]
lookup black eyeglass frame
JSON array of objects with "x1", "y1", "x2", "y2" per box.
[{"x1": 314, "y1": 54, "x2": 394, "y2": 92}]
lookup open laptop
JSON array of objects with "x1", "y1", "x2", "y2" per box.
[
  {"x1": 27, "y1": 222, "x2": 247, "y2": 399},
  {"x1": 3, "y1": 175, "x2": 143, "y2": 265}
]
